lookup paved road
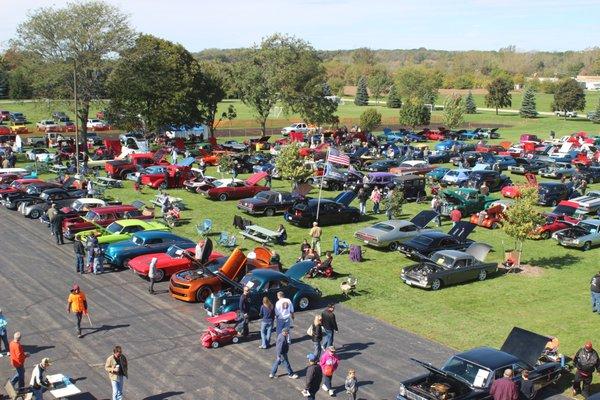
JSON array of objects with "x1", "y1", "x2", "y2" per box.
[{"x1": 0, "y1": 207, "x2": 567, "y2": 400}]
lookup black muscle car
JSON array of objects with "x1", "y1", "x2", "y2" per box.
[
  {"x1": 237, "y1": 190, "x2": 301, "y2": 216},
  {"x1": 399, "y1": 222, "x2": 476, "y2": 259}
]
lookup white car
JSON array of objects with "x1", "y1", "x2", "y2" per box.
[
  {"x1": 26, "y1": 148, "x2": 57, "y2": 162},
  {"x1": 36, "y1": 120, "x2": 59, "y2": 131},
  {"x1": 441, "y1": 169, "x2": 471, "y2": 186},
  {"x1": 555, "y1": 110, "x2": 577, "y2": 118},
  {"x1": 86, "y1": 118, "x2": 108, "y2": 129},
  {"x1": 281, "y1": 122, "x2": 309, "y2": 136}
]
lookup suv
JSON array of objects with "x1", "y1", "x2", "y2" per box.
[{"x1": 281, "y1": 122, "x2": 309, "y2": 136}]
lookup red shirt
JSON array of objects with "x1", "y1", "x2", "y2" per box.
[
  {"x1": 9, "y1": 340, "x2": 26, "y2": 368},
  {"x1": 450, "y1": 209, "x2": 462, "y2": 222},
  {"x1": 490, "y1": 377, "x2": 518, "y2": 400}
]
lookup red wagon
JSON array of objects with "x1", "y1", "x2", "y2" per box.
[{"x1": 200, "y1": 311, "x2": 240, "y2": 349}]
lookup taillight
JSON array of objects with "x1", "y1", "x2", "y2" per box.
[{"x1": 295, "y1": 210, "x2": 302, "y2": 216}]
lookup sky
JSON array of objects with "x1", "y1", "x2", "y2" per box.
[{"x1": 2, "y1": 0, "x2": 599, "y2": 52}]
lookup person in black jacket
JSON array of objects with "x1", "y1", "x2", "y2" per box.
[
  {"x1": 519, "y1": 370, "x2": 534, "y2": 400},
  {"x1": 73, "y1": 238, "x2": 85, "y2": 274},
  {"x1": 51, "y1": 209, "x2": 65, "y2": 245},
  {"x1": 302, "y1": 353, "x2": 323, "y2": 399},
  {"x1": 573, "y1": 341, "x2": 600, "y2": 397},
  {"x1": 310, "y1": 315, "x2": 323, "y2": 359},
  {"x1": 321, "y1": 304, "x2": 338, "y2": 349},
  {"x1": 237, "y1": 286, "x2": 251, "y2": 337}
]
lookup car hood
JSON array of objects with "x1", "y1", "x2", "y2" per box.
[
  {"x1": 129, "y1": 252, "x2": 186, "y2": 272},
  {"x1": 410, "y1": 358, "x2": 472, "y2": 388},
  {"x1": 500, "y1": 327, "x2": 550, "y2": 368},
  {"x1": 333, "y1": 191, "x2": 357, "y2": 206},
  {"x1": 411, "y1": 210, "x2": 439, "y2": 228},
  {"x1": 284, "y1": 260, "x2": 315, "y2": 280},
  {"x1": 464, "y1": 243, "x2": 492, "y2": 262}
]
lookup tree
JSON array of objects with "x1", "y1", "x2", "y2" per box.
[
  {"x1": 217, "y1": 154, "x2": 235, "y2": 178},
  {"x1": 399, "y1": 98, "x2": 430, "y2": 128},
  {"x1": 198, "y1": 61, "x2": 235, "y2": 137},
  {"x1": 386, "y1": 84, "x2": 402, "y2": 108},
  {"x1": 0, "y1": 59, "x2": 8, "y2": 99},
  {"x1": 107, "y1": 35, "x2": 205, "y2": 133},
  {"x1": 14, "y1": 1, "x2": 135, "y2": 142},
  {"x1": 442, "y1": 95, "x2": 465, "y2": 129},
  {"x1": 274, "y1": 143, "x2": 313, "y2": 187},
  {"x1": 322, "y1": 82, "x2": 332, "y2": 97},
  {"x1": 8, "y1": 68, "x2": 33, "y2": 99},
  {"x1": 502, "y1": 187, "x2": 545, "y2": 268},
  {"x1": 381, "y1": 189, "x2": 404, "y2": 219},
  {"x1": 519, "y1": 86, "x2": 538, "y2": 118},
  {"x1": 354, "y1": 76, "x2": 369, "y2": 106},
  {"x1": 368, "y1": 69, "x2": 390, "y2": 104},
  {"x1": 552, "y1": 78, "x2": 586, "y2": 119},
  {"x1": 485, "y1": 77, "x2": 512, "y2": 115},
  {"x1": 590, "y1": 98, "x2": 600, "y2": 124},
  {"x1": 465, "y1": 91, "x2": 477, "y2": 114},
  {"x1": 359, "y1": 108, "x2": 382, "y2": 132},
  {"x1": 394, "y1": 67, "x2": 442, "y2": 105}
]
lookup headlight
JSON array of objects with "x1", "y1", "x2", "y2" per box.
[{"x1": 399, "y1": 383, "x2": 406, "y2": 397}]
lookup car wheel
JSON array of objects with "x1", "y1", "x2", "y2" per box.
[
  {"x1": 264, "y1": 208, "x2": 275, "y2": 217},
  {"x1": 583, "y1": 242, "x2": 592, "y2": 251},
  {"x1": 540, "y1": 231, "x2": 551, "y2": 240},
  {"x1": 297, "y1": 296, "x2": 310, "y2": 311},
  {"x1": 153, "y1": 269, "x2": 165, "y2": 282},
  {"x1": 211, "y1": 341, "x2": 220, "y2": 348},
  {"x1": 477, "y1": 270, "x2": 487, "y2": 281},
  {"x1": 195, "y1": 286, "x2": 212, "y2": 302},
  {"x1": 232, "y1": 336, "x2": 240, "y2": 344},
  {"x1": 218, "y1": 193, "x2": 228, "y2": 201},
  {"x1": 431, "y1": 279, "x2": 442, "y2": 291},
  {"x1": 388, "y1": 241, "x2": 399, "y2": 251},
  {"x1": 121, "y1": 258, "x2": 131, "y2": 269},
  {"x1": 351, "y1": 214, "x2": 360, "y2": 223},
  {"x1": 120, "y1": 170, "x2": 131, "y2": 180},
  {"x1": 29, "y1": 209, "x2": 41, "y2": 219}
]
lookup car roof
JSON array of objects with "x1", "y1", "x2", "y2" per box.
[
  {"x1": 393, "y1": 174, "x2": 423, "y2": 181},
  {"x1": 90, "y1": 205, "x2": 138, "y2": 214},
  {"x1": 42, "y1": 188, "x2": 67, "y2": 194},
  {"x1": 433, "y1": 249, "x2": 470, "y2": 258},
  {"x1": 250, "y1": 269, "x2": 285, "y2": 280},
  {"x1": 581, "y1": 219, "x2": 600, "y2": 226},
  {"x1": 133, "y1": 231, "x2": 180, "y2": 239},
  {"x1": 457, "y1": 347, "x2": 520, "y2": 370}
]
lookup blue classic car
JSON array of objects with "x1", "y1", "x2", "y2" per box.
[
  {"x1": 204, "y1": 261, "x2": 321, "y2": 318},
  {"x1": 103, "y1": 231, "x2": 195, "y2": 268}
]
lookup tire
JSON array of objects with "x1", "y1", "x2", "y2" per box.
[
  {"x1": 351, "y1": 214, "x2": 360, "y2": 223},
  {"x1": 218, "y1": 193, "x2": 228, "y2": 201},
  {"x1": 29, "y1": 209, "x2": 42, "y2": 219},
  {"x1": 264, "y1": 208, "x2": 275, "y2": 217},
  {"x1": 232, "y1": 336, "x2": 240, "y2": 344},
  {"x1": 195, "y1": 286, "x2": 212, "y2": 303},
  {"x1": 120, "y1": 170, "x2": 132, "y2": 180},
  {"x1": 388, "y1": 241, "x2": 399, "y2": 251},
  {"x1": 211, "y1": 341, "x2": 219, "y2": 349},
  {"x1": 296, "y1": 296, "x2": 310, "y2": 311},
  {"x1": 431, "y1": 279, "x2": 442, "y2": 291},
  {"x1": 153, "y1": 269, "x2": 165, "y2": 282},
  {"x1": 477, "y1": 270, "x2": 487, "y2": 281},
  {"x1": 541, "y1": 231, "x2": 551, "y2": 240},
  {"x1": 583, "y1": 242, "x2": 592, "y2": 251}
]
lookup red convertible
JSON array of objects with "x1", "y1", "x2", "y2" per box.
[
  {"x1": 200, "y1": 171, "x2": 269, "y2": 201},
  {"x1": 140, "y1": 157, "x2": 195, "y2": 190}
]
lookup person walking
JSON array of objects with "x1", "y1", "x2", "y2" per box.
[
  {"x1": 320, "y1": 346, "x2": 340, "y2": 396},
  {"x1": 370, "y1": 187, "x2": 382, "y2": 214},
  {"x1": 590, "y1": 271, "x2": 600, "y2": 313},
  {"x1": 269, "y1": 328, "x2": 298, "y2": 379},
  {"x1": 385, "y1": 188, "x2": 395, "y2": 220},
  {"x1": 321, "y1": 304, "x2": 338, "y2": 349},
  {"x1": 275, "y1": 291, "x2": 294, "y2": 340},
  {"x1": 134, "y1": 174, "x2": 142, "y2": 193},
  {"x1": 357, "y1": 188, "x2": 368, "y2": 215},
  {"x1": 46, "y1": 203, "x2": 57, "y2": 230},
  {"x1": 0, "y1": 309, "x2": 8, "y2": 356},
  {"x1": 259, "y1": 297, "x2": 275, "y2": 349},
  {"x1": 148, "y1": 257, "x2": 158, "y2": 294},
  {"x1": 29, "y1": 358, "x2": 52, "y2": 400},
  {"x1": 431, "y1": 196, "x2": 442, "y2": 227},
  {"x1": 573, "y1": 341, "x2": 600, "y2": 397},
  {"x1": 105, "y1": 345, "x2": 128, "y2": 400},
  {"x1": 51, "y1": 209, "x2": 65, "y2": 245},
  {"x1": 67, "y1": 284, "x2": 88, "y2": 338},
  {"x1": 309, "y1": 314, "x2": 324, "y2": 359},
  {"x1": 265, "y1": 170, "x2": 272, "y2": 188},
  {"x1": 85, "y1": 234, "x2": 98, "y2": 272},
  {"x1": 86, "y1": 180, "x2": 95, "y2": 198},
  {"x1": 345, "y1": 369, "x2": 358, "y2": 400},
  {"x1": 450, "y1": 208, "x2": 462, "y2": 227},
  {"x1": 237, "y1": 286, "x2": 251, "y2": 337},
  {"x1": 73, "y1": 237, "x2": 85, "y2": 274},
  {"x1": 92, "y1": 242, "x2": 103, "y2": 274},
  {"x1": 302, "y1": 353, "x2": 323, "y2": 399},
  {"x1": 9, "y1": 332, "x2": 28, "y2": 391},
  {"x1": 310, "y1": 222, "x2": 322, "y2": 256},
  {"x1": 490, "y1": 369, "x2": 518, "y2": 400}
]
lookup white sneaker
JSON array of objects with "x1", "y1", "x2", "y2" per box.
[
  {"x1": 322, "y1": 384, "x2": 328, "y2": 392},
  {"x1": 328, "y1": 389, "x2": 334, "y2": 396},
  {"x1": 301, "y1": 389, "x2": 310, "y2": 397},
  {"x1": 288, "y1": 374, "x2": 298, "y2": 379},
  {"x1": 269, "y1": 374, "x2": 274, "y2": 379}
]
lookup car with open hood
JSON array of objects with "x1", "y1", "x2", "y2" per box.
[
  {"x1": 399, "y1": 222, "x2": 476, "y2": 259},
  {"x1": 284, "y1": 191, "x2": 359, "y2": 227},
  {"x1": 75, "y1": 218, "x2": 169, "y2": 245},
  {"x1": 0, "y1": 178, "x2": 44, "y2": 198},
  {"x1": 203, "y1": 260, "x2": 321, "y2": 318},
  {"x1": 2, "y1": 181, "x2": 67, "y2": 210},
  {"x1": 426, "y1": 167, "x2": 451, "y2": 182},
  {"x1": 552, "y1": 219, "x2": 600, "y2": 251},
  {"x1": 439, "y1": 188, "x2": 497, "y2": 217},
  {"x1": 396, "y1": 327, "x2": 566, "y2": 400},
  {"x1": 103, "y1": 231, "x2": 195, "y2": 268},
  {"x1": 354, "y1": 211, "x2": 438, "y2": 251},
  {"x1": 401, "y1": 243, "x2": 495, "y2": 290},
  {"x1": 469, "y1": 200, "x2": 512, "y2": 229},
  {"x1": 237, "y1": 185, "x2": 311, "y2": 216},
  {"x1": 140, "y1": 157, "x2": 195, "y2": 189},
  {"x1": 200, "y1": 171, "x2": 270, "y2": 201}
]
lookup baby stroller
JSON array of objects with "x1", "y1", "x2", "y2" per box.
[
  {"x1": 200, "y1": 311, "x2": 240, "y2": 349},
  {"x1": 306, "y1": 259, "x2": 334, "y2": 278}
]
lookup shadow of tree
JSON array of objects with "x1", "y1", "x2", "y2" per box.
[{"x1": 528, "y1": 254, "x2": 581, "y2": 269}]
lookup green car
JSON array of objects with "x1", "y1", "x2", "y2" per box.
[
  {"x1": 439, "y1": 187, "x2": 497, "y2": 217},
  {"x1": 75, "y1": 219, "x2": 169, "y2": 245}
]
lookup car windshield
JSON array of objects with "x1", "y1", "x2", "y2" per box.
[
  {"x1": 106, "y1": 222, "x2": 123, "y2": 234},
  {"x1": 71, "y1": 200, "x2": 83, "y2": 211},
  {"x1": 442, "y1": 356, "x2": 492, "y2": 388},
  {"x1": 256, "y1": 192, "x2": 270, "y2": 200},
  {"x1": 84, "y1": 211, "x2": 98, "y2": 220},
  {"x1": 446, "y1": 171, "x2": 459, "y2": 177},
  {"x1": 240, "y1": 275, "x2": 262, "y2": 290},
  {"x1": 132, "y1": 235, "x2": 143, "y2": 245},
  {"x1": 372, "y1": 223, "x2": 394, "y2": 232},
  {"x1": 413, "y1": 236, "x2": 434, "y2": 246},
  {"x1": 213, "y1": 180, "x2": 228, "y2": 188},
  {"x1": 429, "y1": 253, "x2": 455, "y2": 269},
  {"x1": 579, "y1": 222, "x2": 599, "y2": 234}
]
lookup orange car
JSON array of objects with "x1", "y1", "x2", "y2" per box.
[{"x1": 169, "y1": 247, "x2": 277, "y2": 303}]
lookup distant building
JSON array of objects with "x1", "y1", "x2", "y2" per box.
[{"x1": 576, "y1": 76, "x2": 600, "y2": 90}]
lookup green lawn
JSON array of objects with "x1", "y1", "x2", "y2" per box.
[{"x1": 465, "y1": 91, "x2": 600, "y2": 114}]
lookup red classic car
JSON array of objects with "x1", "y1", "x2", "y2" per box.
[
  {"x1": 0, "y1": 125, "x2": 12, "y2": 135},
  {"x1": 423, "y1": 128, "x2": 447, "y2": 141},
  {"x1": 470, "y1": 200, "x2": 511, "y2": 229},
  {"x1": 0, "y1": 178, "x2": 44, "y2": 197},
  {"x1": 475, "y1": 143, "x2": 508, "y2": 154},
  {"x1": 501, "y1": 173, "x2": 537, "y2": 198},
  {"x1": 63, "y1": 203, "x2": 154, "y2": 239},
  {"x1": 201, "y1": 171, "x2": 269, "y2": 201},
  {"x1": 140, "y1": 157, "x2": 195, "y2": 190},
  {"x1": 534, "y1": 213, "x2": 577, "y2": 239}
]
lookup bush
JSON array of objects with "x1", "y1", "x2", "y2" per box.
[{"x1": 359, "y1": 108, "x2": 382, "y2": 132}]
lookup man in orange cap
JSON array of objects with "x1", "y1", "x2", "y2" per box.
[
  {"x1": 573, "y1": 341, "x2": 600, "y2": 397},
  {"x1": 67, "y1": 284, "x2": 88, "y2": 338}
]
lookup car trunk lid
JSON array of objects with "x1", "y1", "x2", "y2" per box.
[
  {"x1": 284, "y1": 260, "x2": 315, "y2": 280},
  {"x1": 410, "y1": 210, "x2": 439, "y2": 229},
  {"x1": 464, "y1": 243, "x2": 492, "y2": 262},
  {"x1": 245, "y1": 171, "x2": 268, "y2": 186},
  {"x1": 333, "y1": 190, "x2": 357, "y2": 206},
  {"x1": 447, "y1": 221, "x2": 476, "y2": 242},
  {"x1": 500, "y1": 327, "x2": 550, "y2": 368}
]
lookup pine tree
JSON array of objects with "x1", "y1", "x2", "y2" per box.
[
  {"x1": 465, "y1": 91, "x2": 477, "y2": 114},
  {"x1": 591, "y1": 97, "x2": 600, "y2": 124},
  {"x1": 387, "y1": 84, "x2": 402, "y2": 108},
  {"x1": 322, "y1": 82, "x2": 332, "y2": 97},
  {"x1": 519, "y1": 86, "x2": 538, "y2": 118},
  {"x1": 354, "y1": 76, "x2": 369, "y2": 106}
]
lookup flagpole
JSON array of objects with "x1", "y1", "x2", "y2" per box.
[{"x1": 315, "y1": 147, "x2": 329, "y2": 220}]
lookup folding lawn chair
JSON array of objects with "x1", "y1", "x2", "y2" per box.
[
  {"x1": 333, "y1": 236, "x2": 350, "y2": 255},
  {"x1": 196, "y1": 219, "x2": 213, "y2": 236}
]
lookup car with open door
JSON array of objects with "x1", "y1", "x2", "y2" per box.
[
  {"x1": 200, "y1": 171, "x2": 270, "y2": 201},
  {"x1": 399, "y1": 222, "x2": 476, "y2": 259},
  {"x1": 284, "y1": 191, "x2": 359, "y2": 227}
]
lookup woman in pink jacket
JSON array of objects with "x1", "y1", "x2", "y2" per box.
[
  {"x1": 370, "y1": 187, "x2": 382, "y2": 214},
  {"x1": 319, "y1": 346, "x2": 340, "y2": 396}
]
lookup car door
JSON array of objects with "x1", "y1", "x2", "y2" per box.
[
  {"x1": 145, "y1": 237, "x2": 164, "y2": 252},
  {"x1": 318, "y1": 203, "x2": 336, "y2": 225}
]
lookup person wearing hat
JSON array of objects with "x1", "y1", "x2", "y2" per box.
[
  {"x1": 105, "y1": 345, "x2": 128, "y2": 400},
  {"x1": 29, "y1": 357, "x2": 52, "y2": 399},
  {"x1": 573, "y1": 341, "x2": 600, "y2": 397},
  {"x1": 319, "y1": 346, "x2": 340, "y2": 396},
  {"x1": 302, "y1": 353, "x2": 323, "y2": 399},
  {"x1": 269, "y1": 328, "x2": 298, "y2": 379},
  {"x1": 67, "y1": 284, "x2": 88, "y2": 338}
]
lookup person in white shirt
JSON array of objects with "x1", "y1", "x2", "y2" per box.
[
  {"x1": 148, "y1": 257, "x2": 158, "y2": 295},
  {"x1": 275, "y1": 291, "x2": 294, "y2": 342},
  {"x1": 30, "y1": 358, "x2": 52, "y2": 400}
]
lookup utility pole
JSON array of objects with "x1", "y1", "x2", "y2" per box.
[{"x1": 73, "y1": 59, "x2": 80, "y2": 175}]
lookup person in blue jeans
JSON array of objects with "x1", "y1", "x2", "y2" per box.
[
  {"x1": 0, "y1": 309, "x2": 8, "y2": 354},
  {"x1": 321, "y1": 304, "x2": 338, "y2": 349},
  {"x1": 259, "y1": 297, "x2": 274, "y2": 349},
  {"x1": 591, "y1": 272, "x2": 600, "y2": 313},
  {"x1": 73, "y1": 238, "x2": 85, "y2": 274},
  {"x1": 269, "y1": 329, "x2": 298, "y2": 379}
]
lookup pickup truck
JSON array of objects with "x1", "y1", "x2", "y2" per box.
[
  {"x1": 104, "y1": 151, "x2": 169, "y2": 179},
  {"x1": 555, "y1": 110, "x2": 578, "y2": 118}
]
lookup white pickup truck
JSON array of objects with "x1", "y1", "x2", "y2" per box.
[{"x1": 554, "y1": 110, "x2": 578, "y2": 118}]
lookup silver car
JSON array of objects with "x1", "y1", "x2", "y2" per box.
[
  {"x1": 354, "y1": 210, "x2": 438, "y2": 251},
  {"x1": 553, "y1": 219, "x2": 600, "y2": 251}
]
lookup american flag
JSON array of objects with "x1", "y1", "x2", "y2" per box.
[{"x1": 327, "y1": 147, "x2": 350, "y2": 166}]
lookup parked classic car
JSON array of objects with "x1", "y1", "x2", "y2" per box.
[
  {"x1": 19, "y1": 188, "x2": 87, "y2": 219},
  {"x1": 284, "y1": 191, "x2": 359, "y2": 227},
  {"x1": 0, "y1": 178, "x2": 43, "y2": 196},
  {"x1": 553, "y1": 219, "x2": 600, "y2": 251},
  {"x1": 439, "y1": 188, "x2": 496, "y2": 216},
  {"x1": 140, "y1": 157, "x2": 195, "y2": 189},
  {"x1": 204, "y1": 261, "x2": 321, "y2": 318},
  {"x1": 401, "y1": 243, "x2": 495, "y2": 290},
  {"x1": 237, "y1": 188, "x2": 309, "y2": 216},
  {"x1": 539, "y1": 162, "x2": 576, "y2": 179},
  {"x1": 354, "y1": 211, "x2": 438, "y2": 251},
  {"x1": 570, "y1": 191, "x2": 600, "y2": 214},
  {"x1": 399, "y1": 222, "x2": 476, "y2": 259},
  {"x1": 426, "y1": 167, "x2": 451, "y2": 182},
  {"x1": 103, "y1": 231, "x2": 195, "y2": 268},
  {"x1": 538, "y1": 182, "x2": 573, "y2": 206},
  {"x1": 346, "y1": 172, "x2": 395, "y2": 193},
  {"x1": 575, "y1": 167, "x2": 600, "y2": 184},
  {"x1": 390, "y1": 175, "x2": 428, "y2": 202},
  {"x1": 500, "y1": 173, "x2": 537, "y2": 199},
  {"x1": 396, "y1": 327, "x2": 566, "y2": 400},
  {"x1": 364, "y1": 159, "x2": 402, "y2": 172},
  {"x1": 200, "y1": 172, "x2": 269, "y2": 201},
  {"x1": 507, "y1": 158, "x2": 547, "y2": 175},
  {"x1": 469, "y1": 200, "x2": 512, "y2": 229},
  {"x1": 441, "y1": 169, "x2": 471, "y2": 187},
  {"x1": 2, "y1": 182, "x2": 65, "y2": 209},
  {"x1": 427, "y1": 151, "x2": 452, "y2": 164},
  {"x1": 534, "y1": 213, "x2": 575, "y2": 240},
  {"x1": 75, "y1": 219, "x2": 169, "y2": 245},
  {"x1": 464, "y1": 170, "x2": 512, "y2": 192},
  {"x1": 389, "y1": 160, "x2": 437, "y2": 176}
]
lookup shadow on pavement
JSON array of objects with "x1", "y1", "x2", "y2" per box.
[
  {"x1": 142, "y1": 392, "x2": 185, "y2": 400},
  {"x1": 23, "y1": 344, "x2": 55, "y2": 355},
  {"x1": 82, "y1": 323, "x2": 130, "y2": 337},
  {"x1": 336, "y1": 342, "x2": 375, "y2": 361}
]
